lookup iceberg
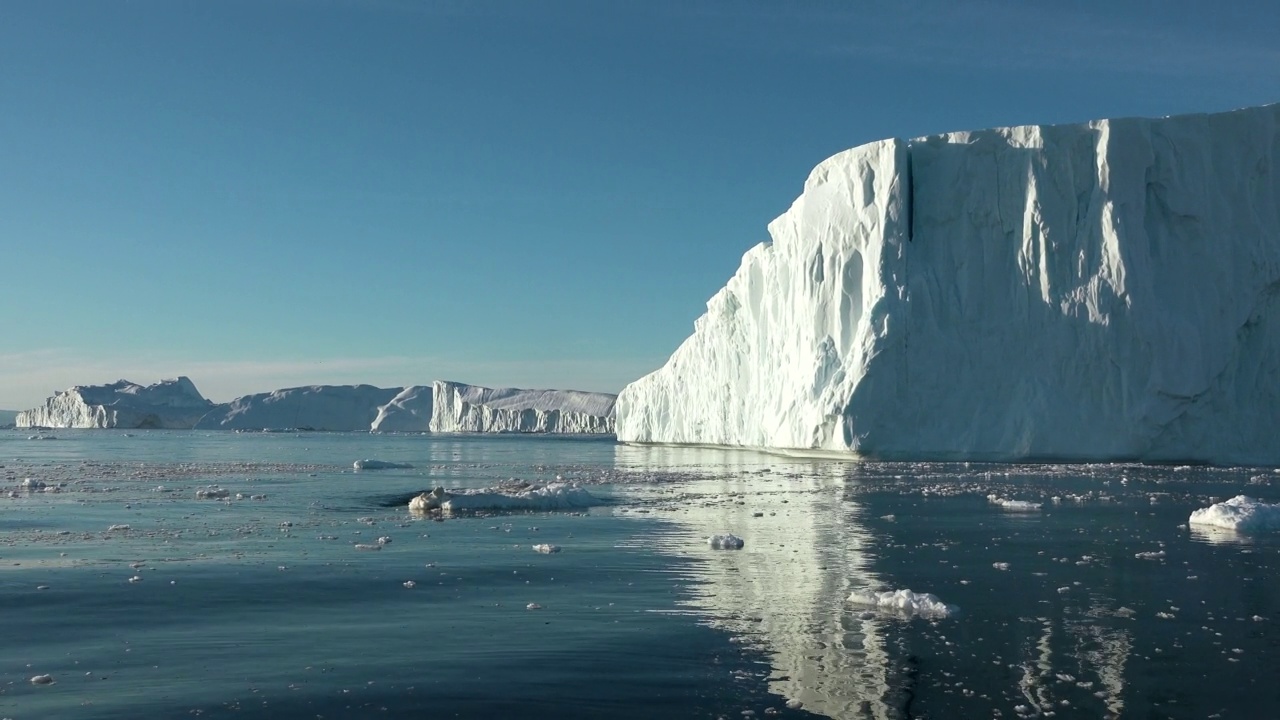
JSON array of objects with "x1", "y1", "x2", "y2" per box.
[
  {"x1": 617, "y1": 104, "x2": 1280, "y2": 464},
  {"x1": 15, "y1": 377, "x2": 214, "y2": 429},
  {"x1": 430, "y1": 380, "x2": 616, "y2": 434},
  {"x1": 1188, "y1": 495, "x2": 1280, "y2": 533},
  {"x1": 193, "y1": 384, "x2": 401, "y2": 431},
  {"x1": 370, "y1": 385, "x2": 433, "y2": 432}
]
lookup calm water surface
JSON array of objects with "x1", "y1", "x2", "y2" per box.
[{"x1": 2, "y1": 431, "x2": 1278, "y2": 719}]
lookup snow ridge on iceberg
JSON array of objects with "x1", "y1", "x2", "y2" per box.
[{"x1": 617, "y1": 104, "x2": 1280, "y2": 464}]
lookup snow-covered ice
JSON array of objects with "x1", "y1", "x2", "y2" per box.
[
  {"x1": 847, "y1": 588, "x2": 959, "y2": 619},
  {"x1": 532, "y1": 543, "x2": 562, "y2": 554},
  {"x1": 1188, "y1": 495, "x2": 1280, "y2": 533},
  {"x1": 616, "y1": 104, "x2": 1280, "y2": 465}
]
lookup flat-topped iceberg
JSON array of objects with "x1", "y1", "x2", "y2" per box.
[
  {"x1": 16, "y1": 377, "x2": 214, "y2": 429},
  {"x1": 1188, "y1": 495, "x2": 1280, "y2": 533},
  {"x1": 617, "y1": 104, "x2": 1280, "y2": 464},
  {"x1": 431, "y1": 380, "x2": 616, "y2": 434},
  {"x1": 408, "y1": 481, "x2": 598, "y2": 514}
]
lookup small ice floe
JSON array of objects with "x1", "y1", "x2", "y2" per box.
[
  {"x1": 376, "y1": 536, "x2": 392, "y2": 545},
  {"x1": 532, "y1": 544, "x2": 561, "y2": 554},
  {"x1": 993, "y1": 562, "x2": 1010, "y2": 571},
  {"x1": 107, "y1": 524, "x2": 131, "y2": 532},
  {"x1": 128, "y1": 575, "x2": 142, "y2": 583},
  {"x1": 403, "y1": 580, "x2": 416, "y2": 589},
  {"x1": 847, "y1": 588, "x2": 959, "y2": 619},
  {"x1": 28, "y1": 434, "x2": 57, "y2": 441},
  {"x1": 30, "y1": 674, "x2": 54, "y2": 685},
  {"x1": 354, "y1": 543, "x2": 382, "y2": 551},
  {"x1": 1188, "y1": 495, "x2": 1280, "y2": 534},
  {"x1": 353, "y1": 459, "x2": 413, "y2": 471},
  {"x1": 1135, "y1": 550, "x2": 1167, "y2": 560},
  {"x1": 195, "y1": 486, "x2": 231, "y2": 500},
  {"x1": 408, "y1": 482, "x2": 597, "y2": 514},
  {"x1": 707, "y1": 534, "x2": 745, "y2": 550},
  {"x1": 987, "y1": 494, "x2": 1042, "y2": 512},
  {"x1": 20, "y1": 478, "x2": 46, "y2": 490},
  {"x1": 526, "y1": 603, "x2": 543, "y2": 610}
]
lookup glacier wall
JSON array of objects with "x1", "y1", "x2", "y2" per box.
[
  {"x1": 430, "y1": 380, "x2": 616, "y2": 434},
  {"x1": 16, "y1": 377, "x2": 215, "y2": 429},
  {"x1": 617, "y1": 104, "x2": 1280, "y2": 464}
]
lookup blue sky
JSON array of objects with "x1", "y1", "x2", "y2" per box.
[{"x1": 2, "y1": 0, "x2": 1277, "y2": 409}]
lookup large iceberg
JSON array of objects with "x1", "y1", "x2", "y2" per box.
[
  {"x1": 15, "y1": 377, "x2": 214, "y2": 429},
  {"x1": 370, "y1": 385, "x2": 434, "y2": 432},
  {"x1": 617, "y1": 104, "x2": 1280, "y2": 464},
  {"x1": 430, "y1": 380, "x2": 616, "y2": 434},
  {"x1": 193, "y1": 384, "x2": 401, "y2": 431}
]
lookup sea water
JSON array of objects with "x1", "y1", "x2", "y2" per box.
[{"x1": 2, "y1": 431, "x2": 1278, "y2": 718}]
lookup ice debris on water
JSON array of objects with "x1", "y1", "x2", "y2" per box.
[
  {"x1": 707, "y1": 534, "x2": 745, "y2": 549},
  {"x1": 847, "y1": 589, "x2": 959, "y2": 619},
  {"x1": 987, "y1": 495, "x2": 1042, "y2": 512},
  {"x1": 532, "y1": 544, "x2": 561, "y2": 554},
  {"x1": 403, "y1": 581, "x2": 416, "y2": 589},
  {"x1": 526, "y1": 603, "x2": 543, "y2": 610},
  {"x1": 196, "y1": 486, "x2": 231, "y2": 499},
  {"x1": 409, "y1": 481, "x2": 596, "y2": 514},
  {"x1": 1189, "y1": 495, "x2": 1280, "y2": 533},
  {"x1": 30, "y1": 674, "x2": 54, "y2": 685}
]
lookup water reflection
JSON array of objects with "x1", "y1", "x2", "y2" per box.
[{"x1": 613, "y1": 444, "x2": 896, "y2": 718}]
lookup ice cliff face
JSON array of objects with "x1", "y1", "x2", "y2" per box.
[
  {"x1": 194, "y1": 385, "x2": 401, "y2": 431},
  {"x1": 617, "y1": 104, "x2": 1280, "y2": 464},
  {"x1": 430, "y1": 380, "x2": 616, "y2": 434},
  {"x1": 15, "y1": 377, "x2": 214, "y2": 429}
]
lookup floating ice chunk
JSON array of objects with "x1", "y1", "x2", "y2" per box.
[
  {"x1": 354, "y1": 543, "x2": 382, "y2": 551},
  {"x1": 987, "y1": 495, "x2": 1042, "y2": 511},
  {"x1": 403, "y1": 580, "x2": 416, "y2": 588},
  {"x1": 993, "y1": 562, "x2": 1010, "y2": 570},
  {"x1": 707, "y1": 534, "x2": 745, "y2": 549},
  {"x1": 354, "y1": 459, "x2": 413, "y2": 470},
  {"x1": 1135, "y1": 550, "x2": 1167, "y2": 560},
  {"x1": 20, "y1": 478, "x2": 46, "y2": 490},
  {"x1": 195, "y1": 486, "x2": 230, "y2": 499},
  {"x1": 847, "y1": 588, "x2": 959, "y2": 618},
  {"x1": 30, "y1": 674, "x2": 54, "y2": 685},
  {"x1": 532, "y1": 543, "x2": 561, "y2": 554},
  {"x1": 1188, "y1": 495, "x2": 1280, "y2": 533},
  {"x1": 107, "y1": 524, "x2": 131, "y2": 532},
  {"x1": 376, "y1": 536, "x2": 392, "y2": 545},
  {"x1": 411, "y1": 482, "x2": 597, "y2": 514},
  {"x1": 526, "y1": 602, "x2": 543, "y2": 610}
]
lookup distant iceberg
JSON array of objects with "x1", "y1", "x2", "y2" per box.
[
  {"x1": 430, "y1": 380, "x2": 616, "y2": 434},
  {"x1": 15, "y1": 377, "x2": 214, "y2": 429},
  {"x1": 617, "y1": 104, "x2": 1280, "y2": 464},
  {"x1": 194, "y1": 384, "x2": 400, "y2": 432}
]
